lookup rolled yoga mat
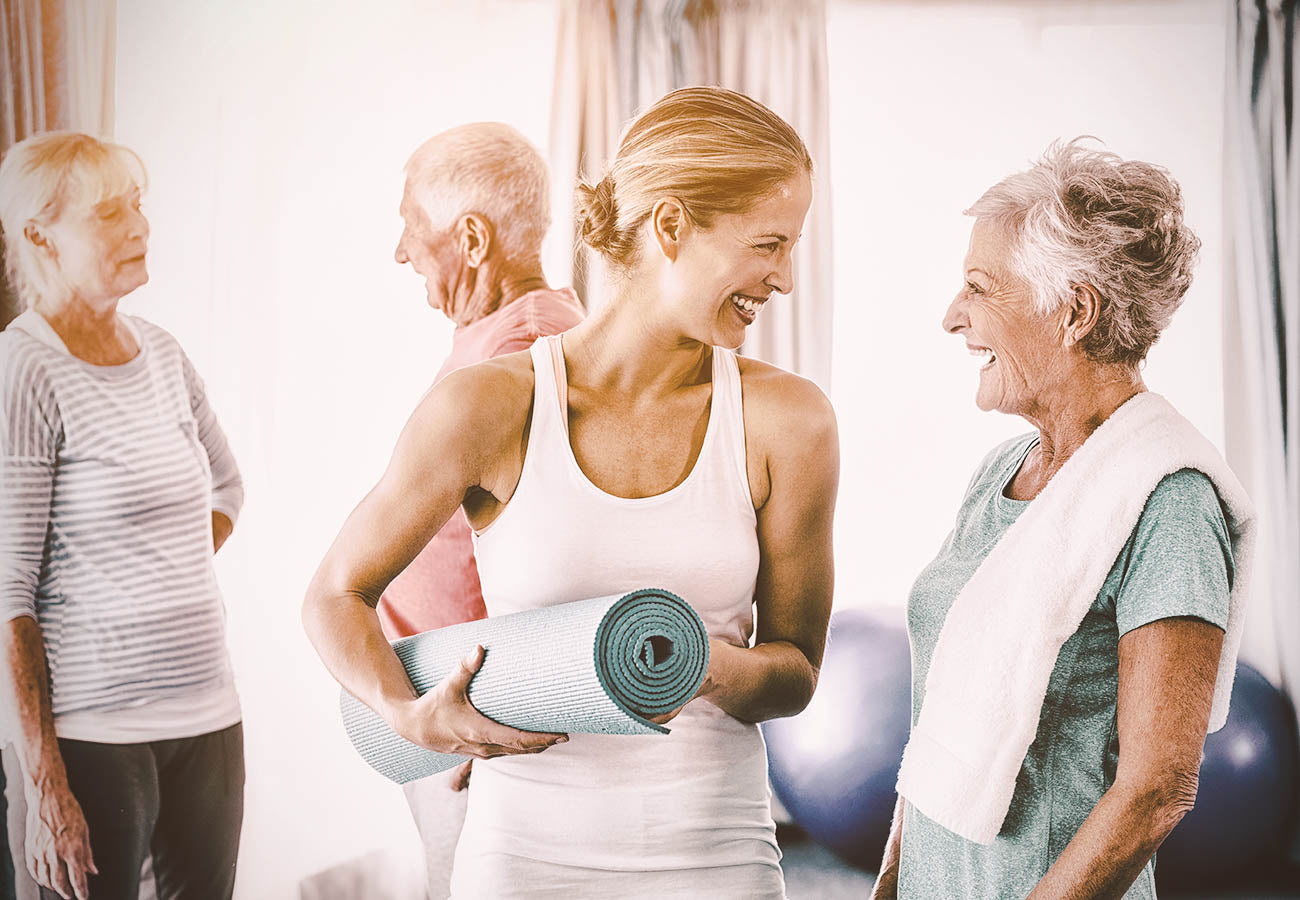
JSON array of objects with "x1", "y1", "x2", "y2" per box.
[{"x1": 341, "y1": 588, "x2": 710, "y2": 784}]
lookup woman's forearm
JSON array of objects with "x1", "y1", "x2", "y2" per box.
[
  {"x1": 1028, "y1": 777, "x2": 1190, "y2": 899},
  {"x1": 1035, "y1": 619, "x2": 1219, "y2": 898},
  {"x1": 301, "y1": 587, "x2": 420, "y2": 730},
  {"x1": 697, "y1": 638, "x2": 817, "y2": 723},
  {"x1": 1, "y1": 617, "x2": 69, "y2": 792}
]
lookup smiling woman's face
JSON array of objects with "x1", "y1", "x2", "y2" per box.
[
  {"x1": 942, "y1": 218, "x2": 1065, "y2": 416},
  {"x1": 44, "y1": 187, "x2": 150, "y2": 308},
  {"x1": 658, "y1": 172, "x2": 812, "y2": 350}
]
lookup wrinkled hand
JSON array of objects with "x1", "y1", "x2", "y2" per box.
[
  {"x1": 393, "y1": 645, "x2": 567, "y2": 759},
  {"x1": 450, "y1": 759, "x2": 473, "y2": 792},
  {"x1": 25, "y1": 781, "x2": 97, "y2": 900}
]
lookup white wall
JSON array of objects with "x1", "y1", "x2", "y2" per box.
[
  {"x1": 112, "y1": 1, "x2": 1236, "y2": 896},
  {"x1": 825, "y1": 0, "x2": 1229, "y2": 623},
  {"x1": 114, "y1": 2, "x2": 558, "y2": 896}
]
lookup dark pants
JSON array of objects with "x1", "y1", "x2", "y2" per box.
[{"x1": 6, "y1": 724, "x2": 244, "y2": 900}]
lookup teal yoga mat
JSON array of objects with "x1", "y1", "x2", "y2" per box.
[{"x1": 341, "y1": 588, "x2": 710, "y2": 784}]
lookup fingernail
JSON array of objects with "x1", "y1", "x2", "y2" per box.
[{"x1": 557, "y1": 736, "x2": 568, "y2": 743}]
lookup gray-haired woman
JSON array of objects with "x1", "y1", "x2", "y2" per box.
[
  {"x1": 0, "y1": 132, "x2": 245, "y2": 900},
  {"x1": 872, "y1": 140, "x2": 1254, "y2": 899}
]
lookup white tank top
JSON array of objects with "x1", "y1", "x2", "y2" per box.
[{"x1": 464, "y1": 334, "x2": 781, "y2": 873}]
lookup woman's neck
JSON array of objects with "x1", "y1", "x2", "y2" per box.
[
  {"x1": 563, "y1": 286, "x2": 711, "y2": 400},
  {"x1": 35, "y1": 296, "x2": 138, "y2": 366},
  {"x1": 1017, "y1": 368, "x2": 1146, "y2": 494}
]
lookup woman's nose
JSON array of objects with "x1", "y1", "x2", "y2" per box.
[
  {"x1": 766, "y1": 250, "x2": 794, "y2": 295},
  {"x1": 942, "y1": 293, "x2": 969, "y2": 334},
  {"x1": 130, "y1": 208, "x2": 150, "y2": 241}
]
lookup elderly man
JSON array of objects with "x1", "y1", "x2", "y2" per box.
[{"x1": 380, "y1": 122, "x2": 583, "y2": 897}]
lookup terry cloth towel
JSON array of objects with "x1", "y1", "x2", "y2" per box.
[
  {"x1": 895, "y1": 391, "x2": 1257, "y2": 845},
  {"x1": 341, "y1": 589, "x2": 709, "y2": 784}
]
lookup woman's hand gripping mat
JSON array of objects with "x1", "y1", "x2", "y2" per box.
[{"x1": 341, "y1": 589, "x2": 710, "y2": 783}]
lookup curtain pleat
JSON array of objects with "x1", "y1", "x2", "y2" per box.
[
  {"x1": 549, "y1": 0, "x2": 834, "y2": 391},
  {"x1": 61, "y1": 0, "x2": 115, "y2": 139},
  {"x1": 1224, "y1": 0, "x2": 1300, "y2": 860}
]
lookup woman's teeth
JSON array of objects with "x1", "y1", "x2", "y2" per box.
[
  {"x1": 970, "y1": 347, "x2": 996, "y2": 367},
  {"x1": 731, "y1": 294, "x2": 765, "y2": 315}
]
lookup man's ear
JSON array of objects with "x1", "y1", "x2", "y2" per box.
[
  {"x1": 459, "y1": 214, "x2": 492, "y2": 268},
  {"x1": 1062, "y1": 283, "x2": 1103, "y2": 348},
  {"x1": 650, "y1": 197, "x2": 690, "y2": 263}
]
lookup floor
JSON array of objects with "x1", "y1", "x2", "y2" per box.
[{"x1": 780, "y1": 831, "x2": 875, "y2": 898}]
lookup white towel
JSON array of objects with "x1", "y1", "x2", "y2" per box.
[{"x1": 895, "y1": 391, "x2": 1257, "y2": 845}]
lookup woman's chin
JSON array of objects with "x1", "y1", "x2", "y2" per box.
[
  {"x1": 974, "y1": 379, "x2": 1001, "y2": 412},
  {"x1": 703, "y1": 319, "x2": 746, "y2": 350},
  {"x1": 117, "y1": 270, "x2": 149, "y2": 297},
  {"x1": 974, "y1": 364, "x2": 1017, "y2": 413}
]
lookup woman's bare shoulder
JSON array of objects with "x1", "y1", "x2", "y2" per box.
[
  {"x1": 404, "y1": 348, "x2": 536, "y2": 450},
  {"x1": 735, "y1": 354, "x2": 836, "y2": 435}
]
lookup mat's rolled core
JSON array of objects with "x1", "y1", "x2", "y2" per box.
[{"x1": 341, "y1": 589, "x2": 709, "y2": 784}]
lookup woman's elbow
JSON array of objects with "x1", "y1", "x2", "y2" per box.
[
  {"x1": 300, "y1": 592, "x2": 323, "y2": 646},
  {"x1": 791, "y1": 662, "x2": 820, "y2": 716},
  {"x1": 300, "y1": 574, "x2": 335, "y2": 646},
  {"x1": 1156, "y1": 768, "x2": 1200, "y2": 834},
  {"x1": 1123, "y1": 765, "x2": 1200, "y2": 841},
  {"x1": 770, "y1": 654, "x2": 819, "y2": 720}
]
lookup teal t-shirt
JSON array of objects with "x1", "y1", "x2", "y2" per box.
[{"x1": 898, "y1": 433, "x2": 1233, "y2": 900}]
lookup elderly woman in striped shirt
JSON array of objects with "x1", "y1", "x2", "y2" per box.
[{"x1": 0, "y1": 133, "x2": 245, "y2": 900}]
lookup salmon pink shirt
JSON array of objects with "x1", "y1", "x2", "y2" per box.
[{"x1": 377, "y1": 288, "x2": 585, "y2": 639}]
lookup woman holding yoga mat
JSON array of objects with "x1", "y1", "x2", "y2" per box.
[
  {"x1": 870, "y1": 141, "x2": 1255, "y2": 900},
  {"x1": 303, "y1": 86, "x2": 837, "y2": 898}
]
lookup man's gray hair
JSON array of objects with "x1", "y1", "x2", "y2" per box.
[
  {"x1": 966, "y1": 138, "x2": 1201, "y2": 367},
  {"x1": 404, "y1": 122, "x2": 550, "y2": 264}
]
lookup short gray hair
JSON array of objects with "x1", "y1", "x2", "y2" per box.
[
  {"x1": 404, "y1": 122, "x2": 549, "y2": 265},
  {"x1": 966, "y1": 138, "x2": 1201, "y2": 367}
]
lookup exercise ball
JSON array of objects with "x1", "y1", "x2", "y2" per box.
[
  {"x1": 764, "y1": 612, "x2": 912, "y2": 869},
  {"x1": 1157, "y1": 662, "x2": 1299, "y2": 885}
]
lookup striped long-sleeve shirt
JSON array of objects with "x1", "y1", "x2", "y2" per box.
[{"x1": 0, "y1": 311, "x2": 243, "y2": 740}]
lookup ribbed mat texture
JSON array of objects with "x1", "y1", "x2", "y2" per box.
[{"x1": 341, "y1": 589, "x2": 710, "y2": 783}]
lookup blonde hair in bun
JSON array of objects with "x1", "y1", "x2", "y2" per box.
[{"x1": 575, "y1": 86, "x2": 812, "y2": 269}]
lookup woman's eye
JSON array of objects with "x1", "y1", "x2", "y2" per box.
[
  {"x1": 756, "y1": 242, "x2": 779, "y2": 253},
  {"x1": 967, "y1": 282, "x2": 984, "y2": 296}
]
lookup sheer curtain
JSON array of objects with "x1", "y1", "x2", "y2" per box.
[
  {"x1": 549, "y1": 0, "x2": 834, "y2": 391},
  {"x1": 0, "y1": 0, "x2": 115, "y2": 328},
  {"x1": 1222, "y1": 0, "x2": 1299, "y2": 860},
  {"x1": 61, "y1": 0, "x2": 114, "y2": 138},
  {"x1": 1, "y1": 0, "x2": 58, "y2": 329}
]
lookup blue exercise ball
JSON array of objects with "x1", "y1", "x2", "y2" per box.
[
  {"x1": 1157, "y1": 662, "x2": 1299, "y2": 885},
  {"x1": 764, "y1": 613, "x2": 912, "y2": 869}
]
